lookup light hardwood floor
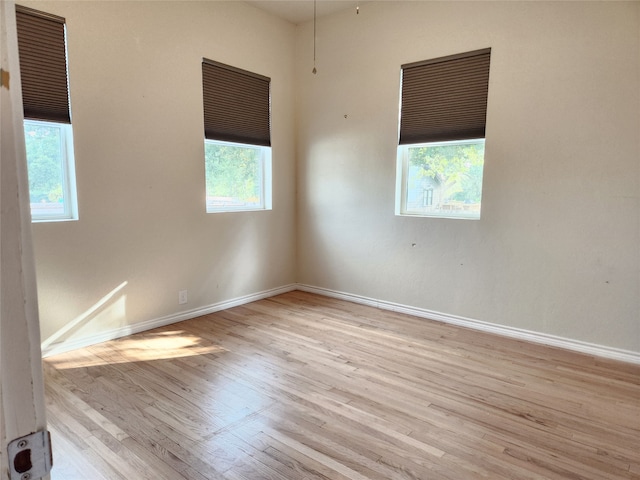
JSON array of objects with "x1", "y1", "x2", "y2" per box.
[{"x1": 44, "y1": 291, "x2": 640, "y2": 479}]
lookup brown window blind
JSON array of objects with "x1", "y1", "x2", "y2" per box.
[
  {"x1": 399, "y1": 48, "x2": 491, "y2": 145},
  {"x1": 15, "y1": 5, "x2": 71, "y2": 124},
  {"x1": 202, "y1": 59, "x2": 271, "y2": 147}
]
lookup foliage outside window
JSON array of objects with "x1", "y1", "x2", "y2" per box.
[
  {"x1": 204, "y1": 140, "x2": 271, "y2": 213},
  {"x1": 201, "y1": 59, "x2": 271, "y2": 214},
  {"x1": 16, "y1": 5, "x2": 78, "y2": 222},
  {"x1": 24, "y1": 119, "x2": 78, "y2": 221},
  {"x1": 397, "y1": 49, "x2": 490, "y2": 220},
  {"x1": 397, "y1": 139, "x2": 485, "y2": 219}
]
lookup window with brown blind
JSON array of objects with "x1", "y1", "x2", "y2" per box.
[
  {"x1": 396, "y1": 48, "x2": 491, "y2": 220},
  {"x1": 15, "y1": 5, "x2": 78, "y2": 222},
  {"x1": 16, "y1": 5, "x2": 71, "y2": 124},
  {"x1": 202, "y1": 59, "x2": 272, "y2": 213},
  {"x1": 202, "y1": 59, "x2": 271, "y2": 147},
  {"x1": 399, "y1": 48, "x2": 491, "y2": 145}
]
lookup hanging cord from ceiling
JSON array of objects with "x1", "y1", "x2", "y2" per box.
[
  {"x1": 312, "y1": 1, "x2": 360, "y2": 74},
  {"x1": 312, "y1": 0, "x2": 317, "y2": 74}
]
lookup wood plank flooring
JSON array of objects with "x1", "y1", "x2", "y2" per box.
[{"x1": 43, "y1": 291, "x2": 640, "y2": 479}]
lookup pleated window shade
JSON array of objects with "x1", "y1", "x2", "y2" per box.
[
  {"x1": 202, "y1": 59, "x2": 271, "y2": 147},
  {"x1": 399, "y1": 48, "x2": 491, "y2": 145},
  {"x1": 15, "y1": 5, "x2": 71, "y2": 124}
]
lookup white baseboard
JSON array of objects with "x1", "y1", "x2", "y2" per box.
[
  {"x1": 42, "y1": 282, "x2": 640, "y2": 365},
  {"x1": 297, "y1": 284, "x2": 640, "y2": 366},
  {"x1": 41, "y1": 284, "x2": 297, "y2": 358}
]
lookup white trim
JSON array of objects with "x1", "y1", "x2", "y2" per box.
[
  {"x1": 42, "y1": 282, "x2": 640, "y2": 365},
  {"x1": 204, "y1": 139, "x2": 272, "y2": 214},
  {"x1": 41, "y1": 284, "x2": 297, "y2": 357},
  {"x1": 25, "y1": 119, "x2": 79, "y2": 222},
  {"x1": 396, "y1": 139, "x2": 484, "y2": 220},
  {"x1": 2, "y1": 0, "x2": 50, "y2": 463},
  {"x1": 297, "y1": 284, "x2": 640, "y2": 366}
]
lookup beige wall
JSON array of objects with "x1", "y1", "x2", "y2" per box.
[
  {"x1": 21, "y1": 1, "x2": 297, "y2": 347},
  {"x1": 19, "y1": 1, "x2": 640, "y2": 356},
  {"x1": 295, "y1": 1, "x2": 640, "y2": 353}
]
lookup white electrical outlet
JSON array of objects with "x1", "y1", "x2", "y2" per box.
[{"x1": 178, "y1": 290, "x2": 188, "y2": 305}]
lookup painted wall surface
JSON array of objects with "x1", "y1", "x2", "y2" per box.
[
  {"x1": 21, "y1": 1, "x2": 297, "y2": 346},
  {"x1": 295, "y1": 2, "x2": 640, "y2": 352},
  {"x1": 17, "y1": 1, "x2": 640, "y2": 356}
]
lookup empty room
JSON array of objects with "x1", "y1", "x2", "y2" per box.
[{"x1": 1, "y1": 0, "x2": 638, "y2": 479}]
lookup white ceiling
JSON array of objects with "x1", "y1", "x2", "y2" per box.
[{"x1": 246, "y1": 0, "x2": 360, "y2": 25}]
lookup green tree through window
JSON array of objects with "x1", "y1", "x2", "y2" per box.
[
  {"x1": 399, "y1": 140, "x2": 485, "y2": 218},
  {"x1": 408, "y1": 142, "x2": 484, "y2": 205},
  {"x1": 204, "y1": 142, "x2": 264, "y2": 210},
  {"x1": 25, "y1": 123, "x2": 64, "y2": 203},
  {"x1": 24, "y1": 120, "x2": 77, "y2": 219}
]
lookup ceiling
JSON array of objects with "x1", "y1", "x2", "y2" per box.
[{"x1": 246, "y1": 0, "x2": 360, "y2": 25}]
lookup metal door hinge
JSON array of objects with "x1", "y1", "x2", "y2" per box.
[{"x1": 7, "y1": 431, "x2": 52, "y2": 480}]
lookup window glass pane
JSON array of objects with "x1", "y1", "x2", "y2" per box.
[
  {"x1": 403, "y1": 140, "x2": 484, "y2": 219},
  {"x1": 205, "y1": 141, "x2": 265, "y2": 212},
  {"x1": 24, "y1": 121, "x2": 69, "y2": 218}
]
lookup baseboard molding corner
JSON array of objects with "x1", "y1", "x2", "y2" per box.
[
  {"x1": 42, "y1": 282, "x2": 639, "y2": 365},
  {"x1": 296, "y1": 284, "x2": 640, "y2": 366},
  {"x1": 41, "y1": 283, "x2": 297, "y2": 358}
]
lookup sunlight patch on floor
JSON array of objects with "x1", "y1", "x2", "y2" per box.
[{"x1": 46, "y1": 330, "x2": 227, "y2": 369}]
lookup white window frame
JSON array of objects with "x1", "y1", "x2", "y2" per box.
[
  {"x1": 204, "y1": 139, "x2": 272, "y2": 214},
  {"x1": 395, "y1": 138, "x2": 485, "y2": 220},
  {"x1": 24, "y1": 119, "x2": 78, "y2": 222}
]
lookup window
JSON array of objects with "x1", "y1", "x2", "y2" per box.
[
  {"x1": 204, "y1": 140, "x2": 271, "y2": 211},
  {"x1": 396, "y1": 48, "x2": 491, "y2": 219},
  {"x1": 16, "y1": 5, "x2": 78, "y2": 221},
  {"x1": 399, "y1": 139, "x2": 485, "y2": 218},
  {"x1": 202, "y1": 59, "x2": 271, "y2": 213},
  {"x1": 24, "y1": 120, "x2": 77, "y2": 220}
]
